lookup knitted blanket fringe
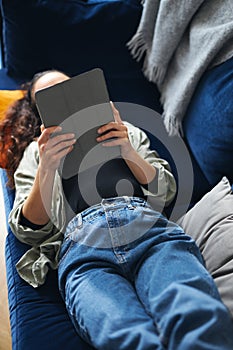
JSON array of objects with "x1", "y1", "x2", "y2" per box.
[
  {"x1": 127, "y1": 32, "x2": 166, "y2": 85},
  {"x1": 127, "y1": 0, "x2": 233, "y2": 136},
  {"x1": 162, "y1": 112, "x2": 183, "y2": 138}
]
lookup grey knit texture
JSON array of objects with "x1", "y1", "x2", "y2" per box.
[{"x1": 128, "y1": 0, "x2": 233, "y2": 135}]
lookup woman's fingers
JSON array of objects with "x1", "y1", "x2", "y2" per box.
[
  {"x1": 44, "y1": 135, "x2": 76, "y2": 155},
  {"x1": 39, "y1": 126, "x2": 75, "y2": 148},
  {"x1": 40, "y1": 126, "x2": 62, "y2": 141},
  {"x1": 96, "y1": 128, "x2": 127, "y2": 142},
  {"x1": 97, "y1": 121, "x2": 128, "y2": 144},
  {"x1": 97, "y1": 121, "x2": 127, "y2": 138},
  {"x1": 40, "y1": 124, "x2": 45, "y2": 133},
  {"x1": 96, "y1": 120, "x2": 132, "y2": 157},
  {"x1": 110, "y1": 101, "x2": 123, "y2": 124},
  {"x1": 38, "y1": 126, "x2": 76, "y2": 170}
]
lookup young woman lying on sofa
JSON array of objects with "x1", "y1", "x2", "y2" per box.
[{"x1": 0, "y1": 70, "x2": 233, "y2": 350}]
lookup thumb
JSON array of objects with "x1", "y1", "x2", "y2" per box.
[
  {"x1": 110, "y1": 101, "x2": 123, "y2": 124},
  {"x1": 40, "y1": 124, "x2": 45, "y2": 132}
]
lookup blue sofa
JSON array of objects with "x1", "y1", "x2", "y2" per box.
[{"x1": 1, "y1": 1, "x2": 232, "y2": 350}]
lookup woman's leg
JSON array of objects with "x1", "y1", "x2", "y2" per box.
[
  {"x1": 58, "y1": 198, "x2": 166, "y2": 350},
  {"x1": 60, "y1": 257, "x2": 163, "y2": 350},
  {"x1": 134, "y1": 219, "x2": 233, "y2": 350}
]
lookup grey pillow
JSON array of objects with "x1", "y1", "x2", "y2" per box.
[{"x1": 177, "y1": 177, "x2": 233, "y2": 317}]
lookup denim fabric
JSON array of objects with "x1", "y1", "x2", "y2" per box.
[
  {"x1": 183, "y1": 56, "x2": 233, "y2": 187},
  {"x1": 58, "y1": 196, "x2": 233, "y2": 350}
]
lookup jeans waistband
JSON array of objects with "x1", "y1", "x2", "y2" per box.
[
  {"x1": 84, "y1": 196, "x2": 146, "y2": 216},
  {"x1": 67, "y1": 196, "x2": 148, "y2": 229},
  {"x1": 101, "y1": 196, "x2": 146, "y2": 208}
]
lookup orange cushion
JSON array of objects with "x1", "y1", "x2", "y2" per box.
[
  {"x1": 0, "y1": 90, "x2": 24, "y2": 121},
  {"x1": 0, "y1": 90, "x2": 24, "y2": 168}
]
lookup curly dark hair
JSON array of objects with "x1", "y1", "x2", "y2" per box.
[
  {"x1": 0, "y1": 70, "x2": 66, "y2": 188},
  {"x1": 0, "y1": 92, "x2": 41, "y2": 188}
]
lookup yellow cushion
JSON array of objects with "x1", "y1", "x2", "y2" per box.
[
  {"x1": 0, "y1": 90, "x2": 24, "y2": 169},
  {"x1": 0, "y1": 90, "x2": 24, "y2": 121}
]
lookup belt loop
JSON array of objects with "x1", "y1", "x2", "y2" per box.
[
  {"x1": 76, "y1": 213, "x2": 83, "y2": 228},
  {"x1": 123, "y1": 196, "x2": 130, "y2": 204},
  {"x1": 124, "y1": 196, "x2": 135, "y2": 210}
]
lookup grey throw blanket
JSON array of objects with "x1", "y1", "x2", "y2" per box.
[{"x1": 128, "y1": 0, "x2": 233, "y2": 136}]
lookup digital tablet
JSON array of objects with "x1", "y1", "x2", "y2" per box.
[{"x1": 35, "y1": 68, "x2": 121, "y2": 179}]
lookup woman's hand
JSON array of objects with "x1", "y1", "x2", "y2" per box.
[
  {"x1": 96, "y1": 102, "x2": 156, "y2": 185},
  {"x1": 38, "y1": 125, "x2": 76, "y2": 171},
  {"x1": 21, "y1": 125, "x2": 76, "y2": 225},
  {"x1": 96, "y1": 102, "x2": 133, "y2": 158}
]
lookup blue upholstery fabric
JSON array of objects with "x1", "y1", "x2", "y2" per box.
[
  {"x1": 183, "y1": 56, "x2": 233, "y2": 187},
  {"x1": 1, "y1": 169, "x2": 94, "y2": 350},
  {"x1": 1, "y1": 0, "x2": 162, "y2": 111},
  {"x1": 2, "y1": 0, "x2": 140, "y2": 78},
  {"x1": 0, "y1": 68, "x2": 21, "y2": 89}
]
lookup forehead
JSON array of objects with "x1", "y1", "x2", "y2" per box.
[{"x1": 34, "y1": 72, "x2": 69, "y2": 93}]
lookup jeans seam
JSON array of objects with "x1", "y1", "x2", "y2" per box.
[{"x1": 58, "y1": 240, "x2": 75, "y2": 267}]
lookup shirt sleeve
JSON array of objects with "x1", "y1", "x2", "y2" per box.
[
  {"x1": 125, "y1": 121, "x2": 177, "y2": 206},
  {"x1": 8, "y1": 141, "x2": 65, "y2": 247},
  {"x1": 20, "y1": 211, "x2": 46, "y2": 230}
]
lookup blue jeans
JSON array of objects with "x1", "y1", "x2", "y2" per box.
[{"x1": 58, "y1": 196, "x2": 233, "y2": 350}]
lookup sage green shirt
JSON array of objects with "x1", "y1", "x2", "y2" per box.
[{"x1": 9, "y1": 122, "x2": 176, "y2": 287}]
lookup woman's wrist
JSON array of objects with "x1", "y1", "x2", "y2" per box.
[
  {"x1": 122, "y1": 147, "x2": 156, "y2": 185},
  {"x1": 21, "y1": 164, "x2": 56, "y2": 225},
  {"x1": 121, "y1": 142, "x2": 135, "y2": 160}
]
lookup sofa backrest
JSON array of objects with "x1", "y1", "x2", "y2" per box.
[{"x1": 1, "y1": 0, "x2": 142, "y2": 80}]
